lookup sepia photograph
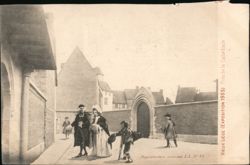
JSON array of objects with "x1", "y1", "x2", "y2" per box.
[{"x1": 0, "y1": 1, "x2": 249, "y2": 165}]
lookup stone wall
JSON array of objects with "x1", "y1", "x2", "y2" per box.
[
  {"x1": 1, "y1": 41, "x2": 23, "y2": 163},
  {"x1": 154, "y1": 101, "x2": 218, "y2": 136},
  {"x1": 102, "y1": 110, "x2": 131, "y2": 132},
  {"x1": 45, "y1": 108, "x2": 55, "y2": 148},
  {"x1": 28, "y1": 84, "x2": 46, "y2": 150},
  {"x1": 1, "y1": 24, "x2": 57, "y2": 164}
]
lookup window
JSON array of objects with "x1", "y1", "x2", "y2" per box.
[
  {"x1": 115, "y1": 104, "x2": 118, "y2": 108},
  {"x1": 122, "y1": 104, "x2": 125, "y2": 108},
  {"x1": 104, "y1": 97, "x2": 108, "y2": 105}
]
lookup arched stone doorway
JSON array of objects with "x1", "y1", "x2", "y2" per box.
[
  {"x1": 131, "y1": 87, "x2": 156, "y2": 138},
  {"x1": 137, "y1": 102, "x2": 150, "y2": 138},
  {"x1": 1, "y1": 63, "x2": 11, "y2": 163}
]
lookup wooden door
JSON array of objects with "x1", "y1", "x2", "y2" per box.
[{"x1": 137, "y1": 102, "x2": 150, "y2": 138}]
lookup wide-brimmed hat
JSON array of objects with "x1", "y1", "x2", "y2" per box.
[
  {"x1": 108, "y1": 133, "x2": 117, "y2": 149},
  {"x1": 78, "y1": 104, "x2": 85, "y2": 108},
  {"x1": 164, "y1": 113, "x2": 171, "y2": 117}
]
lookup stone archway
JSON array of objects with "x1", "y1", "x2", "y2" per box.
[
  {"x1": 1, "y1": 62, "x2": 11, "y2": 163},
  {"x1": 131, "y1": 87, "x2": 156, "y2": 138}
]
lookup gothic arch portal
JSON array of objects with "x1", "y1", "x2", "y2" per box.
[{"x1": 130, "y1": 87, "x2": 156, "y2": 138}]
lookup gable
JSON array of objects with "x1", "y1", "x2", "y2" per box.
[{"x1": 58, "y1": 47, "x2": 96, "y2": 85}]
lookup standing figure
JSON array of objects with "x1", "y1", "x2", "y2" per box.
[
  {"x1": 89, "y1": 107, "x2": 111, "y2": 158},
  {"x1": 71, "y1": 104, "x2": 90, "y2": 157},
  {"x1": 62, "y1": 117, "x2": 71, "y2": 139},
  {"x1": 163, "y1": 113, "x2": 178, "y2": 148},
  {"x1": 115, "y1": 121, "x2": 133, "y2": 163}
]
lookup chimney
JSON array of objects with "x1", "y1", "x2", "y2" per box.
[
  {"x1": 160, "y1": 89, "x2": 163, "y2": 94},
  {"x1": 136, "y1": 86, "x2": 139, "y2": 90}
]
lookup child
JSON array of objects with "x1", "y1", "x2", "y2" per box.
[
  {"x1": 115, "y1": 121, "x2": 133, "y2": 163},
  {"x1": 62, "y1": 117, "x2": 72, "y2": 139}
]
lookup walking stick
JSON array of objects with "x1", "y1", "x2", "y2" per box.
[{"x1": 118, "y1": 138, "x2": 123, "y2": 160}]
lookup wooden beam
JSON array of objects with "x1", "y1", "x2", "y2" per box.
[{"x1": 10, "y1": 44, "x2": 48, "y2": 54}]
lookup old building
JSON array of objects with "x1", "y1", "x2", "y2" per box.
[
  {"x1": 112, "y1": 87, "x2": 165, "y2": 111},
  {"x1": 54, "y1": 45, "x2": 217, "y2": 144},
  {"x1": 175, "y1": 80, "x2": 218, "y2": 103},
  {"x1": 104, "y1": 87, "x2": 167, "y2": 138},
  {"x1": 98, "y1": 79, "x2": 113, "y2": 112},
  {"x1": 1, "y1": 6, "x2": 57, "y2": 164},
  {"x1": 103, "y1": 82, "x2": 218, "y2": 144},
  {"x1": 56, "y1": 47, "x2": 111, "y2": 133}
]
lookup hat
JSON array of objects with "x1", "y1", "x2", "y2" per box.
[
  {"x1": 120, "y1": 121, "x2": 128, "y2": 128},
  {"x1": 78, "y1": 104, "x2": 85, "y2": 108},
  {"x1": 92, "y1": 104, "x2": 102, "y2": 113},
  {"x1": 107, "y1": 133, "x2": 117, "y2": 149},
  {"x1": 164, "y1": 113, "x2": 171, "y2": 117}
]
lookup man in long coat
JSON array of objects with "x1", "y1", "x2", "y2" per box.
[
  {"x1": 164, "y1": 113, "x2": 178, "y2": 148},
  {"x1": 71, "y1": 104, "x2": 90, "y2": 157}
]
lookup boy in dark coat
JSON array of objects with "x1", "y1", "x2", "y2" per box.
[
  {"x1": 115, "y1": 121, "x2": 133, "y2": 163},
  {"x1": 71, "y1": 104, "x2": 90, "y2": 157}
]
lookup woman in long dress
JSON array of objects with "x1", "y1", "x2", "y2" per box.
[{"x1": 89, "y1": 107, "x2": 112, "y2": 158}]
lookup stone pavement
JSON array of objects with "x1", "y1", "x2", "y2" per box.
[
  {"x1": 32, "y1": 134, "x2": 73, "y2": 164},
  {"x1": 33, "y1": 135, "x2": 218, "y2": 165}
]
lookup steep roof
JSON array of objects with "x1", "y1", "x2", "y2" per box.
[
  {"x1": 152, "y1": 92, "x2": 165, "y2": 105},
  {"x1": 175, "y1": 87, "x2": 198, "y2": 103},
  {"x1": 165, "y1": 97, "x2": 173, "y2": 105},
  {"x1": 94, "y1": 67, "x2": 104, "y2": 75},
  {"x1": 194, "y1": 92, "x2": 217, "y2": 101},
  {"x1": 113, "y1": 88, "x2": 165, "y2": 105},
  {"x1": 112, "y1": 91, "x2": 127, "y2": 104},
  {"x1": 98, "y1": 81, "x2": 111, "y2": 92}
]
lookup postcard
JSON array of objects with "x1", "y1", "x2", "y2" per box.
[{"x1": 1, "y1": 1, "x2": 249, "y2": 164}]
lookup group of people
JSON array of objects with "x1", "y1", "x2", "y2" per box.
[
  {"x1": 62, "y1": 104, "x2": 178, "y2": 163},
  {"x1": 69, "y1": 104, "x2": 135, "y2": 163}
]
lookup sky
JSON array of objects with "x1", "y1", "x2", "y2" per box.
[{"x1": 44, "y1": 3, "x2": 218, "y2": 101}]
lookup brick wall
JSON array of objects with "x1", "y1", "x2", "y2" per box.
[
  {"x1": 45, "y1": 109, "x2": 55, "y2": 148},
  {"x1": 31, "y1": 70, "x2": 47, "y2": 94},
  {"x1": 154, "y1": 101, "x2": 218, "y2": 135},
  {"x1": 102, "y1": 110, "x2": 131, "y2": 132},
  {"x1": 28, "y1": 85, "x2": 46, "y2": 149}
]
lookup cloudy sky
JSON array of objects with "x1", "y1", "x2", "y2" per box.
[{"x1": 44, "y1": 2, "x2": 218, "y2": 101}]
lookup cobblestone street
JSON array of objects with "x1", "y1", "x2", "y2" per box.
[{"x1": 33, "y1": 134, "x2": 217, "y2": 165}]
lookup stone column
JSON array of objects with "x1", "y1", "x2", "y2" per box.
[
  {"x1": 20, "y1": 68, "x2": 32, "y2": 163},
  {"x1": 149, "y1": 107, "x2": 156, "y2": 139}
]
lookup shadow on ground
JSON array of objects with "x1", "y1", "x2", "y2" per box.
[{"x1": 104, "y1": 160, "x2": 124, "y2": 164}]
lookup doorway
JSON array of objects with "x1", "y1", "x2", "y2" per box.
[{"x1": 137, "y1": 102, "x2": 150, "y2": 138}]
